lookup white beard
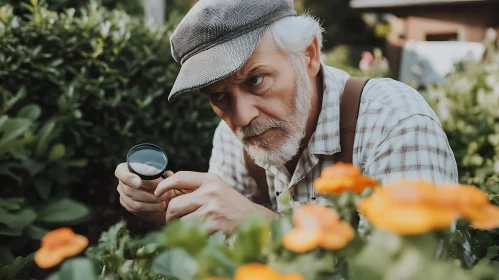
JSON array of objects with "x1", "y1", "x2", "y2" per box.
[{"x1": 235, "y1": 55, "x2": 314, "y2": 167}]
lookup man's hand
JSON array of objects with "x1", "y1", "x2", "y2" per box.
[
  {"x1": 115, "y1": 163, "x2": 177, "y2": 225},
  {"x1": 154, "y1": 171, "x2": 277, "y2": 235}
]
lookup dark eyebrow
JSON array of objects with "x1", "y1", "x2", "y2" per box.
[{"x1": 243, "y1": 65, "x2": 267, "y2": 77}]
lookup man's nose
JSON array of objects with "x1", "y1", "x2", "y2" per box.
[{"x1": 231, "y1": 94, "x2": 259, "y2": 128}]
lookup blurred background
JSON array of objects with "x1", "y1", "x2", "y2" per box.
[{"x1": 0, "y1": 0, "x2": 498, "y2": 278}]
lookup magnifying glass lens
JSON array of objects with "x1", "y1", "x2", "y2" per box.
[{"x1": 127, "y1": 144, "x2": 168, "y2": 180}]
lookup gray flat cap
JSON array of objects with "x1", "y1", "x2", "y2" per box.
[{"x1": 168, "y1": 0, "x2": 297, "y2": 101}]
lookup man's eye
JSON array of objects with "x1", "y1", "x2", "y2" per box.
[
  {"x1": 210, "y1": 92, "x2": 226, "y2": 102},
  {"x1": 249, "y1": 76, "x2": 264, "y2": 86}
]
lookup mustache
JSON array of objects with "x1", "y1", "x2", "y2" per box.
[{"x1": 236, "y1": 119, "x2": 285, "y2": 139}]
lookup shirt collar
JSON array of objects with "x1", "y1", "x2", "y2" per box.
[{"x1": 308, "y1": 64, "x2": 344, "y2": 155}]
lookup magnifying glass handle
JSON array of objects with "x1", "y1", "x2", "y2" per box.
[{"x1": 160, "y1": 172, "x2": 192, "y2": 194}]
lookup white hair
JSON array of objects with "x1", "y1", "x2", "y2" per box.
[{"x1": 270, "y1": 14, "x2": 324, "y2": 57}]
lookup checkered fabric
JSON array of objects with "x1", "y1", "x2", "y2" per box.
[{"x1": 208, "y1": 65, "x2": 459, "y2": 212}]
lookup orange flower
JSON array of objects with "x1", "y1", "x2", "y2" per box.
[
  {"x1": 462, "y1": 204, "x2": 499, "y2": 230},
  {"x1": 433, "y1": 184, "x2": 490, "y2": 208},
  {"x1": 313, "y1": 162, "x2": 378, "y2": 195},
  {"x1": 234, "y1": 263, "x2": 303, "y2": 280},
  {"x1": 283, "y1": 204, "x2": 354, "y2": 253},
  {"x1": 34, "y1": 227, "x2": 88, "y2": 269},
  {"x1": 358, "y1": 179, "x2": 499, "y2": 234},
  {"x1": 358, "y1": 188, "x2": 457, "y2": 235}
]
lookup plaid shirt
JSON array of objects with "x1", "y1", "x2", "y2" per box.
[{"x1": 208, "y1": 65, "x2": 458, "y2": 213}]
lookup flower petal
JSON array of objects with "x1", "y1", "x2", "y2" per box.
[
  {"x1": 464, "y1": 204, "x2": 499, "y2": 230},
  {"x1": 234, "y1": 263, "x2": 279, "y2": 280},
  {"x1": 370, "y1": 204, "x2": 456, "y2": 235},
  {"x1": 320, "y1": 230, "x2": 350, "y2": 250},
  {"x1": 293, "y1": 204, "x2": 339, "y2": 229},
  {"x1": 280, "y1": 274, "x2": 305, "y2": 280},
  {"x1": 283, "y1": 228, "x2": 321, "y2": 253},
  {"x1": 34, "y1": 247, "x2": 65, "y2": 269},
  {"x1": 435, "y1": 185, "x2": 489, "y2": 209}
]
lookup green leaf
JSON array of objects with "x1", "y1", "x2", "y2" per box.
[
  {"x1": 22, "y1": 159, "x2": 46, "y2": 177},
  {"x1": 38, "y1": 199, "x2": 90, "y2": 224},
  {"x1": 18, "y1": 104, "x2": 41, "y2": 120},
  {"x1": 0, "y1": 115, "x2": 8, "y2": 128},
  {"x1": 351, "y1": 229, "x2": 443, "y2": 280},
  {"x1": 0, "y1": 208, "x2": 36, "y2": 230},
  {"x1": 272, "y1": 252, "x2": 336, "y2": 279},
  {"x1": 1, "y1": 253, "x2": 34, "y2": 280},
  {"x1": 0, "y1": 247, "x2": 15, "y2": 266},
  {"x1": 34, "y1": 178, "x2": 52, "y2": 200},
  {"x1": 0, "y1": 118, "x2": 31, "y2": 146},
  {"x1": 48, "y1": 143, "x2": 66, "y2": 162},
  {"x1": 0, "y1": 198, "x2": 24, "y2": 212},
  {"x1": 232, "y1": 213, "x2": 270, "y2": 263},
  {"x1": 57, "y1": 258, "x2": 97, "y2": 280},
  {"x1": 2, "y1": 87, "x2": 26, "y2": 113},
  {"x1": 349, "y1": 229, "x2": 404, "y2": 279},
  {"x1": 35, "y1": 120, "x2": 56, "y2": 157},
  {"x1": 152, "y1": 249, "x2": 198, "y2": 280},
  {"x1": 26, "y1": 225, "x2": 48, "y2": 240},
  {"x1": 270, "y1": 215, "x2": 293, "y2": 249},
  {"x1": 163, "y1": 218, "x2": 208, "y2": 256},
  {"x1": 0, "y1": 225, "x2": 23, "y2": 237},
  {"x1": 486, "y1": 245, "x2": 499, "y2": 259}
]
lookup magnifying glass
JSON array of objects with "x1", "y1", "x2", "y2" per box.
[
  {"x1": 127, "y1": 143, "x2": 191, "y2": 194},
  {"x1": 127, "y1": 143, "x2": 169, "y2": 180}
]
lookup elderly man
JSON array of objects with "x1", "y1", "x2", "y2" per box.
[{"x1": 115, "y1": 0, "x2": 458, "y2": 235}]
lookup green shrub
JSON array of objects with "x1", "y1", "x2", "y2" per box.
[
  {"x1": 0, "y1": 0, "x2": 144, "y2": 17},
  {"x1": 424, "y1": 34, "x2": 499, "y2": 264},
  {"x1": 0, "y1": 1, "x2": 219, "y2": 276},
  {"x1": 425, "y1": 35, "x2": 499, "y2": 204}
]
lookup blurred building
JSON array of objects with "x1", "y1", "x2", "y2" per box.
[{"x1": 350, "y1": 0, "x2": 499, "y2": 85}]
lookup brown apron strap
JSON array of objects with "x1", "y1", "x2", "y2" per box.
[
  {"x1": 243, "y1": 76, "x2": 369, "y2": 208},
  {"x1": 243, "y1": 149, "x2": 272, "y2": 208},
  {"x1": 332, "y1": 77, "x2": 370, "y2": 163}
]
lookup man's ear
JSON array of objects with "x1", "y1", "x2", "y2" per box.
[{"x1": 304, "y1": 36, "x2": 321, "y2": 77}]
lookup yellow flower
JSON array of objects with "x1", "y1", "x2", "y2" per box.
[
  {"x1": 283, "y1": 204, "x2": 354, "y2": 253},
  {"x1": 34, "y1": 227, "x2": 89, "y2": 269},
  {"x1": 358, "y1": 179, "x2": 499, "y2": 235},
  {"x1": 234, "y1": 263, "x2": 303, "y2": 280},
  {"x1": 313, "y1": 162, "x2": 378, "y2": 195}
]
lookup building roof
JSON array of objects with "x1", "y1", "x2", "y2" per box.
[{"x1": 350, "y1": 0, "x2": 488, "y2": 9}]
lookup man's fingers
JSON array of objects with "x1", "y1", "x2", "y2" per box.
[
  {"x1": 119, "y1": 190, "x2": 166, "y2": 213},
  {"x1": 155, "y1": 171, "x2": 215, "y2": 197},
  {"x1": 115, "y1": 163, "x2": 142, "y2": 188},
  {"x1": 115, "y1": 162, "x2": 162, "y2": 190},
  {"x1": 165, "y1": 193, "x2": 202, "y2": 222},
  {"x1": 118, "y1": 182, "x2": 164, "y2": 203}
]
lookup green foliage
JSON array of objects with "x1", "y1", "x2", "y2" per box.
[
  {"x1": 424, "y1": 34, "x2": 499, "y2": 266},
  {"x1": 47, "y1": 207, "x2": 499, "y2": 280},
  {"x1": 0, "y1": 1, "x2": 218, "y2": 277},
  {"x1": 48, "y1": 258, "x2": 98, "y2": 280},
  {"x1": 0, "y1": 253, "x2": 34, "y2": 280},
  {"x1": 0, "y1": 0, "x2": 144, "y2": 17},
  {"x1": 426, "y1": 37, "x2": 499, "y2": 204}
]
